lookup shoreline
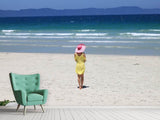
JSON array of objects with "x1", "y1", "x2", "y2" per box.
[
  {"x1": 0, "y1": 52, "x2": 160, "y2": 106},
  {"x1": 0, "y1": 51, "x2": 160, "y2": 57}
]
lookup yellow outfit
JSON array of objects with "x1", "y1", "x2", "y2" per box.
[{"x1": 74, "y1": 53, "x2": 86, "y2": 75}]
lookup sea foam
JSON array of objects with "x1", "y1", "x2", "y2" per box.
[
  {"x1": 148, "y1": 29, "x2": 160, "y2": 32},
  {"x1": 2, "y1": 30, "x2": 15, "y2": 33},
  {"x1": 120, "y1": 32, "x2": 160, "y2": 37},
  {"x1": 69, "y1": 40, "x2": 144, "y2": 43},
  {"x1": 78, "y1": 29, "x2": 96, "y2": 32},
  {"x1": 76, "y1": 33, "x2": 107, "y2": 36}
]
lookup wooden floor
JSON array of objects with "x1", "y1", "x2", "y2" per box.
[{"x1": 0, "y1": 106, "x2": 160, "y2": 120}]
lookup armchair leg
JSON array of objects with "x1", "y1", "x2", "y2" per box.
[
  {"x1": 34, "y1": 105, "x2": 36, "y2": 110},
  {"x1": 23, "y1": 106, "x2": 26, "y2": 115},
  {"x1": 40, "y1": 104, "x2": 44, "y2": 113},
  {"x1": 16, "y1": 104, "x2": 20, "y2": 112}
]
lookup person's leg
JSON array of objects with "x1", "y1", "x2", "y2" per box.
[
  {"x1": 77, "y1": 74, "x2": 81, "y2": 89},
  {"x1": 81, "y1": 74, "x2": 84, "y2": 88}
]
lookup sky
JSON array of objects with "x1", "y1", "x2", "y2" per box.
[{"x1": 0, "y1": 0, "x2": 160, "y2": 10}]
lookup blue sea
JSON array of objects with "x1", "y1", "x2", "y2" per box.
[{"x1": 0, "y1": 14, "x2": 160, "y2": 55}]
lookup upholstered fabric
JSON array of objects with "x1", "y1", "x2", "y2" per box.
[
  {"x1": 11, "y1": 74, "x2": 40, "y2": 92},
  {"x1": 28, "y1": 93, "x2": 43, "y2": 101},
  {"x1": 9, "y1": 73, "x2": 48, "y2": 106}
]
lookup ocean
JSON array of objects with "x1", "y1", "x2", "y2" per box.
[{"x1": 0, "y1": 14, "x2": 160, "y2": 55}]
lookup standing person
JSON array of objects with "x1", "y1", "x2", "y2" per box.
[{"x1": 74, "y1": 44, "x2": 86, "y2": 89}]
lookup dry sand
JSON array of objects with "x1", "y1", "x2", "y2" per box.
[{"x1": 0, "y1": 52, "x2": 160, "y2": 106}]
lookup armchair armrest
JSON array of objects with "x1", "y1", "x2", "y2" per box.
[
  {"x1": 35, "y1": 89, "x2": 48, "y2": 104},
  {"x1": 14, "y1": 90, "x2": 27, "y2": 105}
]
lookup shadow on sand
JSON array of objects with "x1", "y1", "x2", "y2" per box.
[{"x1": 77, "y1": 85, "x2": 89, "y2": 89}]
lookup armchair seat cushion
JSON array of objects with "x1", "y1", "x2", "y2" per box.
[{"x1": 28, "y1": 93, "x2": 43, "y2": 101}]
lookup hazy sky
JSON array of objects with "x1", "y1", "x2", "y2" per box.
[{"x1": 0, "y1": 0, "x2": 160, "y2": 10}]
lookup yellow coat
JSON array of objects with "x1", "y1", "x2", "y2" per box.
[{"x1": 74, "y1": 53, "x2": 86, "y2": 75}]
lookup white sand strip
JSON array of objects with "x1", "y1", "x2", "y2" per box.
[{"x1": 0, "y1": 52, "x2": 160, "y2": 106}]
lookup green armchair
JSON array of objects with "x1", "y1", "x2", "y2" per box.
[{"x1": 9, "y1": 73, "x2": 48, "y2": 115}]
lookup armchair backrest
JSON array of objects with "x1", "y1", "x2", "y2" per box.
[{"x1": 9, "y1": 73, "x2": 40, "y2": 93}]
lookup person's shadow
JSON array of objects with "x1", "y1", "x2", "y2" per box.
[{"x1": 77, "y1": 85, "x2": 89, "y2": 89}]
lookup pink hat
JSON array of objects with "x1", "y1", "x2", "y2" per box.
[{"x1": 75, "y1": 44, "x2": 86, "y2": 53}]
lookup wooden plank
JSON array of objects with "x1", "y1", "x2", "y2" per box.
[
  {"x1": 88, "y1": 108, "x2": 108, "y2": 120},
  {"x1": 1, "y1": 107, "x2": 160, "y2": 120},
  {"x1": 44, "y1": 108, "x2": 52, "y2": 120},
  {"x1": 1, "y1": 107, "x2": 26, "y2": 120},
  {"x1": 97, "y1": 108, "x2": 122, "y2": 120},
  {"x1": 21, "y1": 109, "x2": 41, "y2": 120},
  {"x1": 50, "y1": 108, "x2": 55, "y2": 120},
  {"x1": 115, "y1": 109, "x2": 139, "y2": 120},
  {"x1": 59, "y1": 108, "x2": 66, "y2": 120},
  {"x1": 109, "y1": 109, "x2": 132, "y2": 120},
  {"x1": 63, "y1": 108, "x2": 74, "y2": 120},
  {"x1": 150, "y1": 110, "x2": 160, "y2": 117},
  {"x1": 138, "y1": 110, "x2": 160, "y2": 120},
  {"x1": 78, "y1": 108, "x2": 91, "y2": 120},
  {"x1": 118, "y1": 108, "x2": 157, "y2": 120},
  {"x1": 87, "y1": 108, "x2": 106, "y2": 120},
  {"x1": 40, "y1": 108, "x2": 50, "y2": 120},
  {"x1": 54, "y1": 108, "x2": 60, "y2": 120},
  {"x1": 74, "y1": 108, "x2": 88, "y2": 120},
  {"x1": 70, "y1": 108, "x2": 82, "y2": 120},
  {"x1": 109, "y1": 109, "x2": 138, "y2": 120},
  {"x1": 82, "y1": 108, "x2": 96, "y2": 120}
]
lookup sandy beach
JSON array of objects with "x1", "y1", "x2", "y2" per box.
[{"x1": 0, "y1": 52, "x2": 160, "y2": 106}]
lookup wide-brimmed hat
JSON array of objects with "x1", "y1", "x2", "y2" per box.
[{"x1": 75, "y1": 44, "x2": 86, "y2": 53}]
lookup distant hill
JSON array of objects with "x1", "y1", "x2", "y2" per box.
[{"x1": 0, "y1": 6, "x2": 160, "y2": 17}]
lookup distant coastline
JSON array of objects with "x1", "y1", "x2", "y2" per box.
[{"x1": 0, "y1": 6, "x2": 160, "y2": 17}]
